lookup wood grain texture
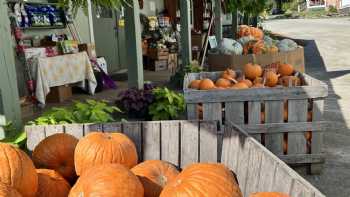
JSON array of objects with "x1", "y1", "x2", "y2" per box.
[
  {"x1": 26, "y1": 125, "x2": 46, "y2": 151},
  {"x1": 143, "y1": 122, "x2": 161, "y2": 160},
  {"x1": 311, "y1": 99, "x2": 325, "y2": 174},
  {"x1": 272, "y1": 164, "x2": 294, "y2": 194},
  {"x1": 241, "y1": 121, "x2": 331, "y2": 133},
  {"x1": 265, "y1": 101, "x2": 284, "y2": 155},
  {"x1": 161, "y1": 121, "x2": 180, "y2": 166},
  {"x1": 123, "y1": 122, "x2": 142, "y2": 161},
  {"x1": 288, "y1": 100, "x2": 308, "y2": 155},
  {"x1": 64, "y1": 124, "x2": 84, "y2": 139},
  {"x1": 102, "y1": 122, "x2": 122, "y2": 133},
  {"x1": 199, "y1": 121, "x2": 218, "y2": 162},
  {"x1": 186, "y1": 104, "x2": 198, "y2": 120},
  {"x1": 45, "y1": 125, "x2": 64, "y2": 137},
  {"x1": 221, "y1": 124, "x2": 240, "y2": 172},
  {"x1": 180, "y1": 121, "x2": 199, "y2": 168},
  {"x1": 244, "y1": 142, "x2": 263, "y2": 196},
  {"x1": 225, "y1": 102, "x2": 244, "y2": 124},
  {"x1": 203, "y1": 103, "x2": 222, "y2": 125},
  {"x1": 248, "y1": 102, "x2": 262, "y2": 142}
]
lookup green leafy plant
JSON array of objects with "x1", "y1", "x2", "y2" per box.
[
  {"x1": 170, "y1": 61, "x2": 203, "y2": 88},
  {"x1": 148, "y1": 88, "x2": 185, "y2": 120},
  {"x1": 0, "y1": 122, "x2": 27, "y2": 148},
  {"x1": 28, "y1": 100, "x2": 122, "y2": 125}
]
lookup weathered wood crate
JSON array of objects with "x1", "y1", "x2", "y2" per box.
[
  {"x1": 184, "y1": 72, "x2": 329, "y2": 174},
  {"x1": 25, "y1": 121, "x2": 325, "y2": 197}
]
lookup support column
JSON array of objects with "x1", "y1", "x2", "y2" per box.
[
  {"x1": 0, "y1": 0, "x2": 22, "y2": 131},
  {"x1": 125, "y1": 0, "x2": 144, "y2": 89},
  {"x1": 214, "y1": 0, "x2": 222, "y2": 42},
  {"x1": 232, "y1": 9, "x2": 238, "y2": 38},
  {"x1": 180, "y1": 0, "x2": 192, "y2": 67}
]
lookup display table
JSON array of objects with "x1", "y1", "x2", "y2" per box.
[{"x1": 35, "y1": 52, "x2": 97, "y2": 105}]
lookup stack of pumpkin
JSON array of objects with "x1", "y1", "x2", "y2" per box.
[
  {"x1": 218, "y1": 25, "x2": 298, "y2": 56},
  {"x1": 189, "y1": 63, "x2": 302, "y2": 91},
  {"x1": 0, "y1": 132, "x2": 291, "y2": 197}
]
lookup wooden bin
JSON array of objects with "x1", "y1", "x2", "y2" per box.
[
  {"x1": 184, "y1": 72, "x2": 329, "y2": 174},
  {"x1": 25, "y1": 120, "x2": 325, "y2": 197}
]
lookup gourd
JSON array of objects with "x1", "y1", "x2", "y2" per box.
[
  {"x1": 32, "y1": 133, "x2": 78, "y2": 183},
  {"x1": 277, "y1": 39, "x2": 298, "y2": 52},
  {"x1": 74, "y1": 132, "x2": 138, "y2": 176},
  {"x1": 36, "y1": 169, "x2": 71, "y2": 197},
  {"x1": 244, "y1": 63, "x2": 263, "y2": 80},
  {"x1": 263, "y1": 35, "x2": 274, "y2": 47},
  {"x1": 199, "y1": 79, "x2": 215, "y2": 90},
  {"x1": 131, "y1": 160, "x2": 180, "y2": 197},
  {"x1": 219, "y1": 38, "x2": 243, "y2": 55},
  {"x1": 160, "y1": 163, "x2": 242, "y2": 197}
]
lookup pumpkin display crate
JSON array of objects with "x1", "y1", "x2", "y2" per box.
[
  {"x1": 184, "y1": 71, "x2": 329, "y2": 174},
  {"x1": 25, "y1": 120, "x2": 325, "y2": 197}
]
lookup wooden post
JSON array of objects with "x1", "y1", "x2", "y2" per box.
[
  {"x1": 125, "y1": 0, "x2": 144, "y2": 89},
  {"x1": 232, "y1": 9, "x2": 238, "y2": 39},
  {"x1": 214, "y1": 0, "x2": 223, "y2": 42},
  {"x1": 180, "y1": 0, "x2": 192, "y2": 67},
  {"x1": 87, "y1": 0, "x2": 95, "y2": 43},
  {"x1": 0, "y1": 0, "x2": 22, "y2": 131}
]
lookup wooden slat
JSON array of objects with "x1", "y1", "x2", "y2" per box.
[
  {"x1": 123, "y1": 122, "x2": 142, "y2": 161},
  {"x1": 0, "y1": 115, "x2": 5, "y2": 126},
  {"x1": 311, "y1": 99, "x2": 325, "y2": 174},
  {"x1": 186, "y1": 104, "x2": 198, "y2": 120},
  {"x1": 272, "y1": 164, "x2": 294, "y2": 194},
  {"x1": 161, "y1": 121, "x2": 180, "y2": 166},
  {"x1": 248, "y1": 102, "x2": 262, "y2": 142},
  {"x1": 199, "y1": 121, "x2": 218, "y2": 163},
  {"x1": 279, "y1": 154, "x2": 325, "y2": 164},
  {"x1": 180, "y1": 121, "x2": 199, "y2": 169},
  {"x1": 45, "y1": 125, "x2": 64, "y2": 137},
  {"x1": 102, "y1": 122, "x2": 122, "y2": 133},
  {"x1": 64, "y1": 124, "x2": 84, "y2": 139},
  {"x1": 265, "y1": 101, "x2": 284, "y2": 155},
  {"x1": 241, "y1": 121, "x2": 332, "y2": 133},
  {"x1": 203, "y1": 103, "x2": 222, "y2": 125},
  {"x1": 289, "y1": 179, "x2": 314, "y2": 197},
  {"x1": 84, "y1": 123, "x2": 103, "y2": 135},
  {"x1": 221, "y1": 124, "x2": 240, "y2": 172},
  {"x1": 257, "y1": 151, "x2": 278, "y2": 192},
  {"x1": 143, "y1": 122, "x2": 161, "y2": 160},
  {"x1": 244, "y1": 142, "x2": 263, "y2": 196},
  {"x1": 235, "y1": 136, "x2": 251, "y2": 193},
  {"x1": 288, "y1": 100, "x2": 308, "y2": 155},
  {"x1": 26, "y1": 126, "x2": 46, "y2": 151},
  {"x1": 225, "y1": 102, "x2": 244, "y2": 124}
]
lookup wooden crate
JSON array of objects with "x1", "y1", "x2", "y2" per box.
[
  {"x1": 148, "y1": 48, "x2": 169, "y2": 60},
  {"x1": 184, "y1": 71, "x2": 329, "y2": 174},
  {"x1": 147, "y1": 60, "x2": 168, "y2": 71},
  {"x1": 25, "y1": 121, "x2": 325, "y2": 197}
]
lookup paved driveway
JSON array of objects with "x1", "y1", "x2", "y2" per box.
[{"x1": 264, "y1": 18, "x2": 350, "y2": 196}]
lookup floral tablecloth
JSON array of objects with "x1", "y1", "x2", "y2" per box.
[{"x1": 35, "y1": 52, "x2": 97, "y2": 105}]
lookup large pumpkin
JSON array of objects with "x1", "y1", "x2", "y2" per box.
[
  {"x1": 131, "y1": 160, "x2": 180, "y2": 197},
  {"x1": 74, "y1": 132, "x2": 138, "y2": 176},
  {"x1": 69, "y1": 164, "x2": 144, "y2": 197},
  {"x1": 250, "y1": 192, "x2": 290, "y2": 197},
  {"x1": 33, "y1": 133, "x2": 78, "y2": 183},
  {"x1": 244, "y1": 63, "x2": 263, "y2": 80},
  {"x1": 0, "y1": 182, "x2": 22, "y2": 197},
  {"x1": 160, "y1": 163, "x2": 242, "y2": 197},
  {"x1": 0, "y1": 143, "x2": 38, "y2": 197},
  {"x1": 36, "y1": 169, "x2": 71, "y2": 197},
  {"x1": 238, "y1": 25, "x2": 263, "y2": 40}
]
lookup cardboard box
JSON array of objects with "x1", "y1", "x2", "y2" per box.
[
  {"x1": 208, "y1": 47, "x2": 305, "y2": 72},
  {"x1": 46, "y1": 85, "x2": 72, "y2": 103}
]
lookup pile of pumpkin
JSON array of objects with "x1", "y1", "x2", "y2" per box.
[
  {"x1": 189, "y1": 62, "x2": 302, "y2": 90},
  {"x1": 218, "y1": 25, "x2": 298, "y2": 56},
  {"x1": 0, "y1": 132, "x2": 291, "y2": 197}
]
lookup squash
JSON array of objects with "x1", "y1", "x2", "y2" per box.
[
  {"x1": 131, "y1": 160, "x2": 180, "y2": 197},
  {"x1": 238, "y1": 25, "x2": 251, "y2": 38},
  {"x1": 263, "y1": 35, "x2": 274, "y2": 47},
  {"x1": 222, "y1": 68, "x2": 237, "y2": 79},
  {"x1": 278, "y1": 76, "x2": 301, "y2": 87},
  {"x1": 0, "y1": 143, "x2": 38, "y2": 197},
  {"x1": 277, "y1": 39, "x2": 298, "y2": 52},
  {"x1": 219, "y1": 38, "x2": 243, "y2": 55},
  {"x1": 278, "y1": 63, "x2": 294, "y2": 76},
  {"x1": 244, "y1": 63, "x2": 263, "y2": 80},
  {"x1": 267, "y1": 45, "x2": 279, "y2": 54},
  {"x1": 189, "y1": 80, "x2": 201, "y2": 89},
  {"x1": 252, "y1": 83, "x2": 265, "y2": 88},
  {"x1": 0, "y1": 182, "x2": 22, "y2": 197},
  {"x1": 238, "y1": 25, "x2": 263, "y2": 40},
  {"x1": 238, "y1": 36, "x2": 255, "y2": 46},
  {"x1": 216, "y1": 78, "x2": 232, "y2": 88},
  {"x1": 160, "y1": 163, "x2": 242, "y2": 197},
  {"x1": 36, "y1": 169, "x2": 71, "y2": 197},
  {"x1": 69, "y1": 164, "x2": 143, "y2": 197},
  {"x1": 250, "y1": 192, "x2": 290, "y2": 197},
  {"x1": 33, "y1": 133, "x2": 78, "y2": 183},
  {"x1": 199, "y1": 79, "x2": 215, "y2": 90},
  {"x1": 252, "y1": 40, "x2": 266, "y2": 55},
  {"x1": 238, "y1": 79, "x2": 253, "y2": 88},
  {"x1": 265, "y1": 71, "x2": 279, "y2": 87},
  {"x1": 74, "y1": 132, "x2": 138, "y2": 176}
]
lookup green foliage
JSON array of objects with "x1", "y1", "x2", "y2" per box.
[
  {"x1": 0, "y1": 122, "x2": 27, "y2": 148},
  {"x1": 148, "y1": 88, "x2": 185, "y2": 120},
  {"x1": 225, "y1": 0, "x2": 269, "y2": 16},
  {"x1": 29, "y1": 100, "x2": 122, "y2": 125},
  {"x1": 328, "y1": 5, "x2": 338, "y2": 13},
  {"x1": 170, "y1": 61, "x2": 203, "y2": 88},
  {"x1": 58, "y1": 0, "x2": 128, "y2": 16}
]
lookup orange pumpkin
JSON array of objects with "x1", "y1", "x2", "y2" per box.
[
  {"x1": 189, "y1": 80, "x2": 201, "y2": 89},
  {"x1": 244, "y1": 63, "x2": 263, "y2": 80},
  {"x1": 74, "y1": 132, "x2": 138, "y2": 176},
  {"x1": 69, "y1": 164, "x2": 144, "y2": 197},
  {"x1": 238, "y1": 25, "x2": 251, "y2": 38},
  {"x1": 278, "y1": 63, "x2": 294, "y2": 76},
  {"x1": 250, "y1": 192, "x2": 290, "y2": 197},
  {"x1": 0, "y1": 143, "x2": 38, "y2": 197},
  {"x1": 252, "y1": 83, "x2": 265, "y2": 88},
  {"x1": 232, "y1": 82, "x2": 249, "y2": 89},
  {"x1": 131, "y1": 160, "x2": 180, "y2": 197},
  {"x1": 252, "y1": 40, "x2": 265, "y2": 55},
  {"x1": 216, "y1": 78, "x2": 232, "y2": 88},
  {"x1": 239, "y1": 79, "x2": 253, "y2": 88},
  {"x1": 199, "y1": 79, "x2": 215, "y2": 90},
  {"x1": 33, "y1": 133, "x2": 78, "y2": 183},
  {"x1": 36, "y1": 169, "x2": 71, "y2": 197},
  {"x1": 0, "y1": 182, "x2": 22, "y2": 197},
  {"x1": 265, "y1": 71, "x2": 279, "y2": 87},
  {"x1": 223, "y1": 68, "x2": 237, "y2": 79},
  {"x1": 160, "y1": 163, "x2": 242, "y2": 197},
  {"x1": 268, "y1": 45, "x2": 279, "y2": 54},
  {"x1": 249, "y1": 27, "x2": 264, "y2": 40}
]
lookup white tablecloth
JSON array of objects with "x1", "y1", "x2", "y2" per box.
[{"x1": 35, "y1": 52, "x2": 97, "y2": 104}]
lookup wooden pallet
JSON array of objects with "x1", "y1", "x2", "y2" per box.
[
  {"x1": 25, "y1": 121, "x2": 325, "y2": 197},
  {"x1": 184, "y1": 71, "x2": 329, "y2": 174}
]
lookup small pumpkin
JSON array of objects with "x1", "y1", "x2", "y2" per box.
[
  {"x1": 189, "y1": 80, "x2": 201, "y2": 89},
  {"x1": 0, "y1": 182, "x2": 22, "y2": 197},
  {"x1": 131, "y1": 160, "x2": 180, "y2": 197},
  {"x1": 238, "y1": 25, "x2": 251, "y2": 38},
  {"x1": 216, "y1": 78, "x2": 232, "y2": 88},
  {"x1": 199, "y1": 79, "x2": 215, "y2": 90},
  {"x1": 239, "y1": 79, "x2": 253, "y2": 88},
  {"x1": 160, "y1": 163, "x2": 242, "y2": 197},
  {"x1": 223, "y1": 68, "x2": 237, "y2": 79},
  {"x1": 253, "y1": 77, "x2": 264, "y2": 85},
  {"x1": 244, "y1": 63, "x2": 263, "y2": 80},
  {"x1": 278, "y1": 63, "x2": 294, "y2": 76},
  {"x1": 277, "y1": 39, "x2": 298, "y2": 52},
  {"x1": 232, "y1": 82, "x2": 249, "y2": 89},
  {"x1": 36, "y1": 169, "x2": 71, "y2": 197},
  {"x1": 267, "y1": 45, "x2": 279, "y2": 54},
  {"x1": 252, "y1": 83, "x2": 265, "y2": 88},
  {"x1": 74, "y1": 132, "x2": 138, "y2": 176},
  {"x1": 33, "y1": 133, "x2": 78, "y2": 183},
  {"x1": 249, "y1": 27, "x2": 264, "y2": 40},
  {"x1": 265, "y1": 71, "x2": 279, "y2": 87},
  {"x1": 69, "y1": 164, "x2": 144, "y2": 197},
  {"x1": 252, "y1": 40, "x2": 266, "y2": 55},
  {"x1": 250, "y1": 192, "x2": 290, "y2": 197}
]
